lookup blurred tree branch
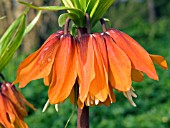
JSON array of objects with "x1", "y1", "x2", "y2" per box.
[{"x1": 147, "y1": 0, "x2": 156, "y2": 23}]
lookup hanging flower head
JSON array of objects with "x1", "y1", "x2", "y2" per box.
[
  {"x1": 0, "y1": 82, "x2": 35, "y2": 128},
  {"x1": 13, "y1": 0, "x2": 168, "y2": 110}
]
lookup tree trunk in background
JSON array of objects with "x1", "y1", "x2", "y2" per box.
[
  {"x1": 147, "y1": 0, "x2": 156, "y2": 23},
  {"x1": 0, "y1": 0, "x2": 60, "y2": 54}
]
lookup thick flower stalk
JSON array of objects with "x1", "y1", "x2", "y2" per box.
[{"x1": 0, "y1": 82, "x2": 35, "y2": 128}]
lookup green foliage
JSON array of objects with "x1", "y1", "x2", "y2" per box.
[
  {"x1": 90, "y1": 0, "x2": 114, "y2": 27},
  {"x1": 24, "y1": 11, "x2": 42, "y2": 36},
  {"x1": 19, "y1": 0, "x2": 115, "y2": 28},
  {"x1": 0, "y1": 13, "x2": 26, "y2": 72},
  {"x1": 0, "y1": 9, "x2": 41, "y2": 72}
]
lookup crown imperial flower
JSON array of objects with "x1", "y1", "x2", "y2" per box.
[
  {"x1": 13, "y1": 16, "x2": 168, "y2": 109},
  {"x1": 0, "y1": 82, "x2": 35, "y2": 128}
]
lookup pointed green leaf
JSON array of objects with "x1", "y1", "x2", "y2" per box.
[
  {"x1": 86, "y1": 0, "x2": 96, "y2": 13},
  {"x1": 19, "y1": 1, "x2": 82, "y2": 12},
  {"x1": 0, "y1": 14, "x2": 23, "y2": 53},
  {"x1": 91, "y1": 0, "x2": 115, "y2": 27},
  {"x1": 0, "y1": 14, "x2": 26, "y2": 71},
  {"x1": 24, "y1": 11, "x2": 42, "y2": 36},
  {"x1": 19, "y1": 1, "x2": 85, "y2": 27},
  {"x1": 58, "y1": 13, "x2": 71, "y2": 27},
  {"x1": 62, "y1": 0, "x2": 83, "y2": 11},
  {"x1": 73, "y1": 0, "x2": 82, "y2": 11},
  {"x1": 58, "y1": 13, "x2": 82, "y2": 27},
  {"x1": 61, "y1": 0, "x2": 74, "y2": 8},
  {"x1": 89, "y1": 0, "x2": 100, "y2": 18},
  {"x1": 79, "y1": 0, "x2": 87, "y2": 11}
]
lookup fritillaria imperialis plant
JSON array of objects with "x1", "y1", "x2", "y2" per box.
[
  {"x1": 0, "y1": 75, "x2": 35, "y2": 128},
  {"x1": 0, "y1": 0, "x2": 168, "y2": 128}
]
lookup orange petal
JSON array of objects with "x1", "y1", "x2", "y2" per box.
[
  {"x1": 69, "y1": 87, "x2": 75, "y2": 105},
  {"x1": 77, "y1": 34, "x2": 95, "y2": 105},
  {"x1": 107, "y1": 29, "x2": 158, "y2": 80},
  {"x1": 48, "y1": 34, "x2": 77, "y2": 104},
  {"x1": 101, "y1": 85, "x2": 116, "y2": 106},
  {"x1": 103, "y1": 33, "x2": 132, "y2": 91},
  {"x1": 131, "y1": 68, "x2": 144, "y2": 82},
  {"x1": 150, "y1": 54, "x2": 168, "y2": 70},
  {"x1": 5, "y1": 98, "x2": 28, "y2": 128},
  {"x1": 1, "y1": 84, "x2": 27, "y2": 118},
  {"x1": 43, "y1": 70, "x2": 52, "y2": 86},
  {"x1": 43, "y1": 30, "x2": 63, "y2": 42},
  {"x1": 93, "y1": 33, "x2": 116, "y2": 102},
  {"x1": 77, "y1": 98, "x2": 84, "y2": 109},
  {"x1": 108, "y1": 85, "x2": 116, "y2": 103},
  {"x1": 93, "y1": 33, "x2": 108, "y2": 72},
  {"x1": 13, "y1": 32, "x2": 62, "y2": 88},
  {"x1": 43, "y1": 76, "x2": 50, "y2": 86},
  {"x1": 102, "y1": 97, "x2": 111, "y2": 106},
  {"x1": 0, "y1": 95, "x2": 14, "y2": 128},
  {"x1": 88, "y1": 35, "x2": 108, "y2": 102},
  {"x1": 5, "y1": 103, "x2": 16, "y2": 127}
]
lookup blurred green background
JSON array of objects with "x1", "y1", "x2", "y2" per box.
[{"x1": 1, "y1": 0, "x2": 170, "y2": 128}]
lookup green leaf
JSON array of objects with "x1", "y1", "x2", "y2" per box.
[
  {"x1": 86, "y1": 0, "x2": 96, "y2": 13},
  {"x1": 19, "y1": 1, "x2": 85, "y2": 27},
  {"x1": 79, "y1": 0, "x2": 87, "y2": 11},
  {"x1": 19, "y1": 1, "x2": 82, "y2": 12},
  {"x1": 0, "y1": 14, "x2": 26, "y2": 72},
  {"x1": 91, "y1": 0, "x2": 115, "y2": 27},
  {"x1": 74, "y1": 0, "x2": 82, "y2": 10},
  {"x1": 58, "y1": 13, "x2": 71, "y2": 27},
  {"x1": 62, "y1": 0, "x2": 83, "y2": 11},
  {"x1": 0, "y1": 14, "x2": 23, "y2": 54},
  {"x1": 89, "y1": 0, "x2": 100, "y2": 18},
  {"x1": 0, "y1": 8, "x2": 41, "y2": 72},
  {"x1": 24, "y1": 11, "x2": 42, "y2": 36},
  {"x1": 61, "y1": 0, "x2": 74, "y2": 8},
  {"x1": 58, "y1": 13, "x2": 82, "y2": 27}
]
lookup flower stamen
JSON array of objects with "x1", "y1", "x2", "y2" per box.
[
  {"x1": 123, "y1": 87, "x2": 137, "y2": 107},
  {"x1": 42, "y1": 99, "x2": 50, "y2": 112}
]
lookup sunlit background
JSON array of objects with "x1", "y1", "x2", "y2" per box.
[{"x1": 1, "y1": 0, "x2": 170, "y2": 127}]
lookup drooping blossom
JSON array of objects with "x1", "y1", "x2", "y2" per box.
[
  {"x1": 13, "y1": 27, "x2": 168, "y2": 109},
  {"x1": 0, "y1": 82, "x2": 35, "y2": 128},
  {"x1": 106, "y1": 28, "x2": 168, "y2": 80},
  {"x1": 76, "y1": 33, "x2": 117, "y2": 108},
  {"x1": 13, "y1": 31, "x2": 64, "y2": 87},
  {"x1": 105, "y1": 28, "x2": 168, "y2": 106},
  {"x1": 13, "y1": 30, "x2": 79, "y2": 107}
]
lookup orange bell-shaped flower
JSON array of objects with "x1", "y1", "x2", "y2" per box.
[
  {"x1": 0, "y1": 82, "x2": 35, "y2": 128},
  {"x1": 106, "y1": 28, "x2": 168, "y2": 81}
]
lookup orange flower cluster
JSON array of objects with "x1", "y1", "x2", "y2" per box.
[
  {"x1": 14, "y1": 28, "x2": 168, "y2": 109},
  {"x1": 0, "y1": 82, "x2": 35, "y2": 128}
]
